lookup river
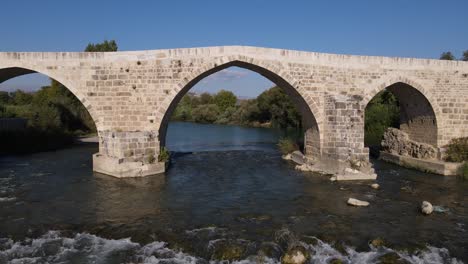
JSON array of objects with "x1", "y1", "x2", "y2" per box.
[{"x1": 0, "y1": 122, "x2": 466, "y2": 263}]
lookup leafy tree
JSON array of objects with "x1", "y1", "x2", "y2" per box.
[
  {"x1": 257, "y1": 86, "x2": 301, "y2": 128},
  {"x1": 364, "y1": 90, "x2": 400, "y2": 146},
  {"x1": 462, "y1": 50, "x2": 468, "y2": 61},
  {"x1": 440, "y1": 51, "x2": 455, "y2": 60},
  {"x1": 11, "y1": 90, "x2": 33, "y2": 105},
  {"x1": 0, "y1": 91, "x2": 11, "y2": 104},
  {"x1": 85, "y1": 40, "x2": 118, "y2": 52},
  {"x1": 192, "y1": 104, "x2": 219, "y2": 123},
  {"x1": 213, "y1": 90, "x2": 237, "y2": 113},
  {"x1": 199, "y1": 92, "x2": 213, "y2": 105}
]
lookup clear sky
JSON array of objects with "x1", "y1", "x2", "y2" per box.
[{"x1": 1, "y1": 0, "x2": 467, "y2": 97}]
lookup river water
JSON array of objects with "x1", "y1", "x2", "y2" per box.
[{"x1": 0, "y1": 122, "x2": 466, "y2": 263}]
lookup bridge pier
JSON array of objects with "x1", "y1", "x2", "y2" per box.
[
  {"x1": 93, "y1": 130, "x2": 165, "y2": 178},
  {"x1": 306, "y1": 94, "x2": 377, "y2": 180}
]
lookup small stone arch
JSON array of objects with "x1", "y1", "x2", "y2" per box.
[
  {"x1": 0, "y1": 66, "x2": 100, "y2": 129},
  {"x1": 156, "y1": 56, "x2": 323, "y2": 158},
  {"x1": 363, "y1": 76, "x2": 440, "y2": 147}
]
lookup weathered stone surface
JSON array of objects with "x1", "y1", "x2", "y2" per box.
[
  {"x1": 421, "y1": 201, "x2": 433, "y2": 215},
  {"x1": 381, "y1": 128, "x2": 437, "y2": 160},
  {"x1": 0, "y1": 46, "x2": 466, "y2": 178},
  {"x1": 347, "y1": 198, "x2": 370, "y2": 207},
  {"x1": 281, "y1": 246, "x2": 310, "y2": 264}
]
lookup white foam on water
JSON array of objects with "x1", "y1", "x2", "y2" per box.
[{"x1": 0, "y1": 231, "x2": 464, "y2": 264}]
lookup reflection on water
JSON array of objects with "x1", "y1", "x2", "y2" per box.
[{"x1": 0, "y1": 122, "x2": 466, "y2": 263}]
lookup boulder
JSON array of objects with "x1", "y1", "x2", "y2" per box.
[
  {"x1": 421, "y1": 201, "x2": 433, "y2": 215},
  {"x1": 281, "y1": 246, "x2": 310, "y2": 264},
  {"x1": 381, "y1": 128, "x2": 436, "y2": 160},
  {"x1": 347, "y1": 198, "x2": 370, "y2": 207}
]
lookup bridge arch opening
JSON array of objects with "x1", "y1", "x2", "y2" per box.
[
  {"x1": 0, "y1": 67, "x2": 97, "y2": 153},
  {"x1": 364, "y1": 81, "x2": 438, "y2": 157},
  {"x1": 157, "y1": 60, "x2": 321, "y2": 159}
]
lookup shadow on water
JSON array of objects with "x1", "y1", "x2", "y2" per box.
[{"x1": 0, "y1": 122, "x2": 466, "y2": 263}]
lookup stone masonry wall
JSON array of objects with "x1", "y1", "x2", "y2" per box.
[{"x1": 0, "y1": 46, "x2": 467, "y2": 169}]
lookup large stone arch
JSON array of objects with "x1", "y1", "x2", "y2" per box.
[
  {"x1": 363, "y1": 76, "x2": 440, "y2": 147},
  {"x1": 0, "y1": 66, "x2": 100, "y2": 129},
  {"x1": 155, "y1": 56, "x2": 323, "y2": 158}
]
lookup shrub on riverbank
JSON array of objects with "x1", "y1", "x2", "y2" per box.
[
  {"x1": 459, "y1": 162, "x2": 468, "y2": 180},
  {"x1": 277, "y1": 138, "x2": 299, "y2": 155},
  {"x1": 444, "y1": 137, "x2": 468, "y2": 162}
]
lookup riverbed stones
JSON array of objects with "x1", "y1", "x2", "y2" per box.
[
  {"x1": 371, "y1": 183, "x2": 380, "y2": 189},
  {"x1": 421, "y1": 201, "x2": 433, "y2": 215},
  {"x1": 347, "y1": 198, "x2": 370, "y2": 207},
  {"x1": 281, "y1": 246, "x2": 310, "y2": 264}
]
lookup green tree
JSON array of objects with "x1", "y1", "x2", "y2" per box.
[
  {"x1": 462, "y1": 50, "x2": 468, "y2": 61},
  {"x1": 364, "y1": 90, "x2": 400, "y2": 146},
  {"x1": 0, "y1": 91, "x2": 11, "y2": 104},
  {"x1": 11, "y1": 90, "x2": 33, "y2": 105},
  {"x1": 213, "y1": 90, "x2": 237, "y2": 113},
  {"x1": 257, "y1": 86, "x2": 301, "y2": 128},
  {"x1": 192, "y1": 104, "x2": 219, "y2": 123},
  {"x1": 199, "y1": 92, "x2": 213, "y2": 105},
  {"x1": 85, "y1": 40, "x2": 118, "y2": 52},
  {"x1": 440, "y1": 51, "x2": 455, "y2": 60},
  {"x1": 172, "y1": 94, "x2": 193, "y2": 121}
]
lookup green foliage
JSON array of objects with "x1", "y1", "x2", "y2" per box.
[
  {"x1": 440, "y1": 51, "x2": 455, "y2": 60},
  {"x1": 277, "y1": 138, "x2": 299, "y2": 155},
  {"x1": 256, "y1": 86, "x2": 302, "y2": 128},
  {"x1": 199, "y1": 92, "x2": 213, "y2": 105},
  {"x1": 459, "y1": 162, "x2": 468, "y2": 180},
  {"x1": 462, "y1": 50, "x2": 468, "y2": 61},
  {"x1": 158, "y1": 147, "x2": 170, "y2": 162},
  {"x1": 171, "y1": 86, "x2": 302, "y2": 129},
  {"x1": 364, "y1": 90, "x2": 400, "y2": 146},
  {"x1": 213, "y1": 90, "x2": 237, "y2": 113},
  {"x1": 444, "y1": 137, "x2": 468, "y2": 162},
  {"x1": 85, "y1": 40, "x2": 118, "y2": 52},
  {"x1": 192, "y1": 104, "x2": 220, "y2": 123}
]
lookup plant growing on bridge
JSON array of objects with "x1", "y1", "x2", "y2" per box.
[{"x1": 158, "y1": 147, "x2": 170, "y2": 162}]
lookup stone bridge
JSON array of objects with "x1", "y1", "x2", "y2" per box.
[{"x1": 0, "y1": 46, "x2": 467, "y2": 178}]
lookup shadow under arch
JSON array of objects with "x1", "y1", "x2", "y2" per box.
[
  {"x1": 0, "y1": 66, "x2": 100, "y2": 129},
  {"x1": 364, "y1": 80, "x2": 438, "y2": 147},
  {"x1": 158, "y1": 60, "x2": 322, "y2": 158}
]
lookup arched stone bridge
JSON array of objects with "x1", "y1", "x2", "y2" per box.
[{"x1": 1, "y1": 46, "x2": 467, "y2": 178}]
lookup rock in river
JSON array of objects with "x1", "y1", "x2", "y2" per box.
[
  {"x1": 347, "y1": 198, "x2": 370, "y2": 207},
  {"x1": 281, "y1": 246, "x2": 310, "y2": 264},
  {"x1": 421, "y1": 201, "x2": 433, "y2": 215},
  {"x1": 371, "y1": 183, "x2": 380, "y2": 189}
]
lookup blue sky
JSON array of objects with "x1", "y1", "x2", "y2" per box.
[{"x1": 1, "y1": 0, "x2": 467, "y2": 96}]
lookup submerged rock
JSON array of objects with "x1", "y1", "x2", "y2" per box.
[
  {"x1": 421, "y1": 201, "x2": 433, "y2": 215},
  {"x1": 377, "y1": 252, "x2": 410, "y2": 264},
  {"x1": 370, "y1": 238, "x2": 386, "y2": 248},
  {"x1": 347, "y1": 198, "x2": 370, "y2": 207},
  {"x1": 371, "y1": 183, "x2": 380, "y2": 190},
  {"x1": 295, "y1": 164, "x2": 311, "y2": 172},
  {"x1": 281, "y1": 246, "x2": 310, "y2": 264},
  {"x1": 282, "y1": 154, "x2": 292, "y2": 160}
]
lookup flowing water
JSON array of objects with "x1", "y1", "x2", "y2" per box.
[{"x1": 0, "y1": 122, "x2": 466, "y2": 263}]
